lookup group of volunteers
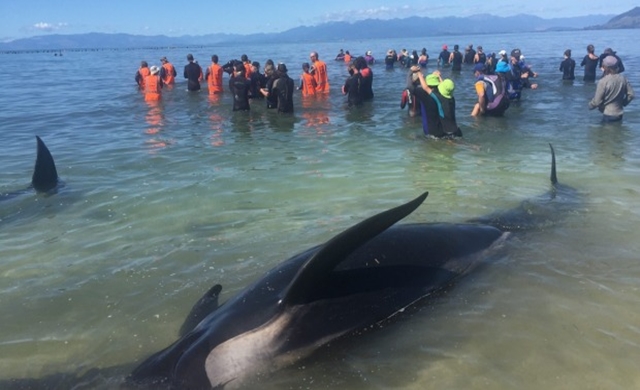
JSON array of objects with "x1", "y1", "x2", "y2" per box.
[
  {"x1": 134, "y1": 52, "x2": 334, "y2": 114},
  {"x1": 134, "y1": 43, "x2": 634, "y2": 139}
]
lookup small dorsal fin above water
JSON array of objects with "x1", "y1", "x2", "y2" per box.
[{"x1": 32, "y1": 136, "x2": 59, "y2": 193}]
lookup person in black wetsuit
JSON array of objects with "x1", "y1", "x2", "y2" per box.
[
  {"x1": 342, "y1": 63, "x2": 363, "y2": 107},
  {"x1": 448, "y1": 45, "x2": 463, "y2": 71},
  {"x1": 354, "y1": 56, "x2": 374, "y2": 101},
  {"x1": 183, "y1": 53, "x2": 202, "y2": 91},
  {"x1": 268, "y1": 63, "x2": 295, "y2": 114},
  {"x1": 229, "y1": 63, "x2": 251, "y2": 111},
  {"x1": 559, "y1": 49, "x2": 575, "y2": 81},
  {"x1": 580, "y1": 44, "x2": 599, "y2": 82},
  {"x1": 248, "y1": 61, "x2": 265, "y2": 99},
  {"x1": 598, "y1": 47, "x2": 625, "y2": 73}
]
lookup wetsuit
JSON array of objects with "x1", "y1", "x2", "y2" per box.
[
  {"x1": 271, "y1": 74, "x2": 295, "y2": 113},
  {"x1": 360, "y1": 67, "x2": 374, "y2": 101},
  {"x1": 229, "y1": 75, "x2": 251, "y2": 111},
  {"x1": 464, "y1": 49, "x2": 476, "y2": 64},
  {"x1": 580, "y1": 55, "x2": 599, "y2": 82},
  {"x1": 450, "y1": 51, "x2": 463, "y2": 71},
  {"x1": 438, "y1": 50, "x2": 450, "y2": 67},
  {"x1": 184, "y1": 62, "x2": 202, "y2": 91},
  {"x1": 414, "y1": 88, "x2": 461, "y2": 138},
  {"x1": 384, "y1": 54, "x2": 396, "y2": 70},
  {"x1": 343, "y1": 73, "x2": 363, "y2": 107},
  {"x1": 560, "y1": 58, "x2": 576, "y2": 80}
]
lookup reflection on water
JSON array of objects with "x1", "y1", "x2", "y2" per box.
[{"x1": 0, "y1": 30, "x2": 639, "y2": 389}]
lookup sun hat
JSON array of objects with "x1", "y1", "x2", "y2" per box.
[
  {"x1": 602, "y1": 55, "x2": 618, "y2": 68},
  {"x1": 277, "y1": 63, "x2": 288, "y2": 73},
  {"x1": 426, "y1": 73, "x2": 441, "y2": 87},
  {"x1": 366, "y1": 50, "x2": 372, "y2": 56},
  {"x1": 149, "y1": 65, "x2": 160, "y2": 75},
  {"x1": 438, "y1": 79, "x2": 454, "y2": 99},
  {"x1": 442, "y1": 44, "x2": 448, "y2": 50},
  {"x1": 499, "y1": 50, "x2": 507, "y2": 57}
]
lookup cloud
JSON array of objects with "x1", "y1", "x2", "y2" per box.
[{"x1": 32, "y1": 22, "x2": 68, "y2": 32}]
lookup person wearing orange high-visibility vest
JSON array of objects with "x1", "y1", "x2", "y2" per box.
[
  {"x1": 144, "y1": 66, "x2": 163, "y2": 101},
  {"x1": 205, "y1": 55, "x2": 224, "y2": 94},
  {"x1": 159, "y1": 57, "x2": 177, "y2": 86},
  {"x1": 135, "y1": 61, "x2": 150, "y2": 89},
  {"x1": 309, "y1": 51, "x2": 330, "y2": 93}
]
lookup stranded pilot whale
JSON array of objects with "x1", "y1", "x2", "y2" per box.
[
  {"x1": 1, "y1": 136, "x2": 60, "y2": 201},
  {"x1": 127, "y1": 144, "x2": 581, "y2": 389}
]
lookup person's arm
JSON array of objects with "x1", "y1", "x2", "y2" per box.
[
  {"x1": 588, "y1": 81, "x2": 605, "y2": 110},
  {"x1": 624, "y1": 78, "x2": 634, "y2": 106}
]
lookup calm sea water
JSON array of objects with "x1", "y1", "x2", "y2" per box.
[{"x1": 1, "y1": 29, "x2": 639, "y2": 389}]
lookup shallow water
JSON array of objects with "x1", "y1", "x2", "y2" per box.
[{"x1": 1, "y1": 29, "x2": 639, "y2": 389}]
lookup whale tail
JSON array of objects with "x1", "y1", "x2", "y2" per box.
[{"x1": 32, "y1": 136, "x2": 59, "y2": 193}]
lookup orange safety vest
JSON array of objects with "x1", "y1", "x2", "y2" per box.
[
  {"x1": 161, "y1": 62, "x2": 175, "y2": 85},
  {"x1": 138, "y1": 67, "x2": 150, "y2": 88},
  {"x1": 207, "y1": 63, "x2": 224, "y2": 93},
  {"x1": 344, "y1": 54, "x2": 352, "y2": 63},
  {"x1": 312, "y1": 60, "x2": 330, "y2": 93},
  {"x1": 301, "y1": 72, "x2": 317, "y2": 97},
  {"x1": 144, "y1": 74, "x2": 161, "y2": 101}
]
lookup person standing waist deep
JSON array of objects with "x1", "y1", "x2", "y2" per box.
[{"x1": 184, "y1": 53, "x2": 203, "y2": 92}]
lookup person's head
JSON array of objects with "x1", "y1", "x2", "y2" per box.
[
  {"x1": 140, "y1": 61, "x2": 148, "y2": 68},
  {"x1": 366, "y1": 50, "x2": 372, "y2": 56},
  {"x1": 241, "y1": 54, "x2": 249, "y2": 62},
  {"x1": 438, "y1": 79, "x2": 455, "y2": 99},
  {"x1": 454, "y1": 44, "x2": 459, "y2": 51},
  {"x1": 603, "y1": 47, "x2": 615, "y2": 55},
  {"x1": 160, "y1": 57, "x2": 168, "y2": 64},
  {"x1": 233, "y1": 63, "x2": 244, "y2": 75},
  {"x1": 251, "y1": 61, "x2": 260, "y2": 72},
  {"x1": 601, "y1": 55, "x2": 619, "y2": 74},
  {"x1": 187, "y1": 53, "x2": 194, "y2": 62},
  {"x1": 499, "y1": 49, "x2": 507, "y2": 59},
  {"x1": 302, "y1": 62, "x2": 310, "y2": 72},
  {"x1": 310, "y1": 51, "x2": 319, "y2": 62},
  {"x1": 347, "y1": 63, "x2": 358, "y2": 76},
  {"x1": 477, "y1": 46, "x2": 483, "y2": 52},
  {"x1": 149, "y1": 65, "x2": 160, "y2": 75},
  {"x1": 510, "y1": 49, "x2": 521, "y2": 60},
  {"x1": 587, "y1": 44, "x2": 595, "y2": 54},
  {"x1": 277, "y1": 63, "x2": 288, "y2": 75},
  {"x1": 442, "y1": 44, "x2": 448, "y2": 51},
  {"x1": 353, "y1": 56, "x2": 367, "y2": 70},
  {"x1": 564, "y1": 49, "x2": 571, "y2": 58},
  {"x1": 345, "y1": 50, "x2": 350, "y2": 55},
  {"x1": 211, "y1": 55, "x2": 219, "y2": 64},
  {"x1": 421, "y1": 48, "x2": 427, "y2": 55},
  {"x1": 264, "y1": 64, "x2": 275, "y2": 76},
  {"x1": 473, "y1": 63, "x2": 486, "y2": 76}
]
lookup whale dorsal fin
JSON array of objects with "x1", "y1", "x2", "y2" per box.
[
  {"x1": 32, "y1": 136, "x2": 59, "y2": 193},
  {"x1": 281, "y1": 192, "x2": 428, "y2": 306}
]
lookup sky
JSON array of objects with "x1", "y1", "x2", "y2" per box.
[{"x1": 1, "y1": 0, "x2": 637, "y2": 42}]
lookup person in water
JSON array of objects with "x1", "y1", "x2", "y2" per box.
[
  {"x1": 559, "y1": 49, "x2": 575, "y2": 81},
  {"x1": 135, "y1": 61, "x2": 150, "y2": 89},
  {"x1": 271, "y1": 63, "x2": 295, "y2": 113},
  {"x1": 143, "y1": 66, "x2": 163, "y2": 102},
  {"x1": 598, "y1": 48, "x2": 624, "y2": 73},
  {"x1": 298, "y1": 62, "x2": 317, "y2": 96},
  {"x1": 229, "y1": 63, "x2": 251, "y2": 111},
  {"x1": 412, "y1": 71, "x2": 444, "y2": 136},
  {"x1": 464, "y1": 44, "x2": 476, "y2": 64},
  {"x1": 580, "y1": 44, "x2": 599, "y2": 82},
  {"x1": 309, "y1": 51, "x2": 330, "y2": 93},
  {"x1": 448, "y1": 44, "x2": 463, "y2": 71},
  {"x1": 588, "y1": 56, "x2": 634, "y2": 123},
  {"x1": 205, "y1": 54, "x2": 224, "y2": 94},
  {"x1": 342, "y1": 63, "x2": 363, "y2": 107},
  {"x1": 437, "y1": 45, "x2": 450, "y2": 67},
  {"x1": 413, "y1": 67, "x2": 462, "y2": 139},
  {"x1": 159, "y1": 57, "x2": 176, "y2": 86},
  {"x1": 474, "y1": 46, "x2": 486, "y2": 64},
  {"x1": 418, "y1": 48, "x2": 429, "y2": 68},
  {"x1": 471, "y1": 63, "x2": 510, "y2": 117},
  {"x1": 364, "y1": 51, "x2": 375, "y2": 65},
  {"x1": 184, "y1": 54, "x2": 203, "y2": 92},
  {"x1": 248, "y1": 61, "x2": 265, "y2": 99},
  {"x1": 335, "y1": 49, "x2": 345, "y2": 61},
  {"x1": 354, "y1": 56, "x2": 374, "y2": 101}
]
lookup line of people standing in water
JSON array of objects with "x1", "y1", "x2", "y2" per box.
[{"x1": 134, "y1": 43, "x2": 634, "y2": 138}]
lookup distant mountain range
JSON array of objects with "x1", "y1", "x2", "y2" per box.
[
  {"x1": 1, "y1": 11, "x2": 634, "y2": 52},
  {"x1": 587, "y1": 6, "x2": 640, "y2": 29}
]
